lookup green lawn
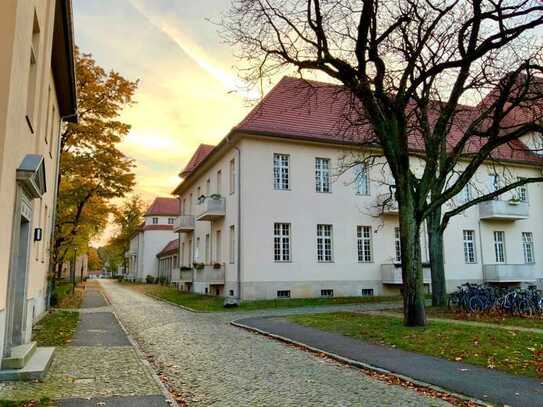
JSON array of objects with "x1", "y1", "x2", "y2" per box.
[
  {"x1": 32, "y1": 311, "x2": 79, "y2": 347},
  {"x1": 287, "y1": 312, "x2": 543, "y2": 377},
  {"x1": 0, "y1": 399, "x2": 53, "y2": 407},
  {"x1": 422, "y1": 307, "x2": 543, "y2": 330},
  {"x1": 125, "y1": 283, "x2": 402, "y2": 312},
  {"x1": 51, "y1": 282, "x2": 82, "y2": 309}
]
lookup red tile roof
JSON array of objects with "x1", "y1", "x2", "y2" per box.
[
  {"x1": 235, "y1": 76, "x2": 542, "y2": 164},
  {"x1": 142, "y1": 224, "x2": 174, "y2": 232},
  {"x1": 145, "y1": 197, "x2": 180, "y2": 217},
  {"x1": 180, "y1": 144, "x2": 215, "y2": 177},
  {"x1": 157, "y1": 238, "x2": 179, "y2": 257}
]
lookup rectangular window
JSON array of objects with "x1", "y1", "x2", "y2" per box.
[
  {"x1": 229, "y1": 225, "x2": 235, "y2": 263},
  {"x1": 216, "y1": 230, "x2": 222, "y2": 262},
  {"x1": 217, "y1": 170, "x2": 222, "y2": 195},
  {"x1": 461, "y1": 183, "x2": 473, "y2": 203},
  {"x1": 489, "y1": 174, "x2": 500, "y2": 197},
  {"x1": 229, "y1": 159, "x2": 236, "y2": 194},
  {"x1": 315, "y1": 158, "x2": 331, "y2": 193},
  {"x1": 181, "y1": 243, "x2": 185, "y2": 266},
  {"x1": 317, "y1": 224, "x2": 333, "y2": 262},
  {"x1": 493, "y1": 231, "x2": 506, "y2": 263},
  {"x1": 273, "y1": 153, "x2": 289, "y2": 190},
  {"x1": 26, "y1": 13, "x2": 40, "y2": 130},
  {"x1": 206, "y1": 178, "x2": 210, "y2": 196},
  {"x1": 355, "y1": 164, "x2": 369, "y2": 195},
  {"x1": 357, "y1": 226, "x2": 373, "y2": 262},
  {"x1": 188, "y1": 239, "x2": 193, "y2": 265},
  {"x1": 152, "y1": 217, "x2": 158, "y2": 224},
  {"x1": 49, "y1": 106, "x2": 56, "y2": 157},
  {"x1": 173, "y1": 255, "x2": 178, "y2": 268},
  {"x1": 463, "y1": 230, "x2": 477, "y2": 264},
  {"x1": 189, "y1": 194, "x2": 193, "y2": 213},
  {"x1": 44, "y1": 86, "x2": 51, "y2": 145},
  {"x1": 394, "y1": 227, "x2": 402, "y2": 263},
  {"x1": 517, "y1": 178, "x2": 528, "y2": 203},
  {"x1": 522, "y1": 232, "x2": 535, "y2": 264},
  {"x1": 273, "y1": 223, "x2": 291, "y2": 262},
  {"x1": 361, "y1": 288, "x2": 374, "y2": 297},
  {"x1": 277, "y1": 290, "x2": 291, "y2": 298},
  {"x1": 321, "y1": 289, "x2": 334, "y2": 297},
  {"x1": 168, "y1": 217, "x2": 175, "y2": 225},
  {"x1": 205, "y1": 234, "x2": 210, "y2": 263}
]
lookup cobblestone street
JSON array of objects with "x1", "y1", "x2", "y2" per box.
[{"x1": 101, "y1": 281, "x2": 449, "y2": 406}]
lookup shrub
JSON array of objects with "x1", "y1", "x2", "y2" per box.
[
  {"x1": 213, "y1": 262, "x2": 222, "y2": 269},
  {"x1": 145, "y1": 275, "x2": 155, "y2": 284},
  {"x1": 193, "y1": 262, "x2": 205, "y2": 271}
]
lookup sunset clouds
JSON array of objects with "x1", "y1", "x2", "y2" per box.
[{"x1": 73, "y1": 0, "x2": 253, "y2": 200}]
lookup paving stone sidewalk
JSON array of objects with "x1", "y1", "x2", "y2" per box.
[
  {"x1": 100, "y1": 280, "x2": 452, "y2": 406},
  {"x1": 236, "y1": 316, "x2": 543, "y2": 407},
  {"x1": 0, "y1": 282, "x2": 169, "y2": 406}
]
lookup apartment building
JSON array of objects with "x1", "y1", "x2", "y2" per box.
[
  {"x1": 172, "y1": 76, "x2": 543, "y2": 301},
  {"x1": 126, "y1": 197, "x2": 179, "y2": 282},
  {"x1": 0, "y1": 0, "x2": 77, "y2": 379}
]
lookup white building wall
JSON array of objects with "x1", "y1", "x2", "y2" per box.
[{"x1": 176, "y1": 135, "x2": 543, "y2": 300}]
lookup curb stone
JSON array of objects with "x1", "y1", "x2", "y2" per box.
[{"x1": 230, "y1": 319, "x2": 489, "y2": 407}]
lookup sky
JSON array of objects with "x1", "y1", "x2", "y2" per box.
[{"x1": 73, "y1": 0, "x2": 258, "y2": 203}]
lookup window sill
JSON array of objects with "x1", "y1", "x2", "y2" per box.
[
  {"x1": 317, "y1": 261, "x2": 334, "y2": 263},
  {"x1": 274, "y1": 260, "x2": 292, "y2": 263}
]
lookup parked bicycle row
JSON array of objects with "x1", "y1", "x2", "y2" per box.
[{"x1": 448, "y1": 283, "x2": 543, "y2": 315}]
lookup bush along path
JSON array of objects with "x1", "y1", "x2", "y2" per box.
[
  {"x1": 0, "y1": 281, "x2": 171, "y2": 407},
  {"x1": 233, "y1": 314, "x2": 543, "y2": 407}
]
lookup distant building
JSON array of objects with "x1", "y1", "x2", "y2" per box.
[
  {"x1": 125, "y1": 197, "x2": 179, "y2": 282},
  {"x1": 172, "y1": 76, "x2": 543, "y2": 301},
  {"x1": 0, "y1": 0, "x2": 77, "y2": 379},
  {"x1": 157, "y1": 238, "x2": 179, "y2": 284},
  {"x1": 59, "y1": 254, "x2": 89, "y2": 282}
]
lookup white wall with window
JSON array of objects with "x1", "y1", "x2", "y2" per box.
[
  {"x1": 357, "y1": 226, "x2": 373, "y2": 262},
  {"x1": 315, "y1": 158, "x2": 331, "y2": 193},
  {"x1": 273, "y1": 153, "x2": 290, "y2": 190},
  {"x1": 273, "y1": 223, "x2": 291, "y2": 262},
  {"x1": 463, "y1": 230, "x2": 477, "y2": 264}
]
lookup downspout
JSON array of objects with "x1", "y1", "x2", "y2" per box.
[
  {"x1": 478, "y1": 219, "x2": 485, "y2": 283},
  {"x1": 233, "y1": 145, "x2": 242, "y2": 302}
]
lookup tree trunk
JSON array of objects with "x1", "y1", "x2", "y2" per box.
[
  {"x1": 397, "y1": 189, "x2": 427, "y2": 326},
  {"x1": 427, "y1": 208, "x2": 448, "y2": 306}
]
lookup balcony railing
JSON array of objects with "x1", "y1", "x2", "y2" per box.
[
  {"x1": 483, "y1": 264, "x2": 536, "y2": 283},
  {"x1": 194, "y1": 265, "x2": 225, "y2": 284},
  {"x1": 381, "y1": 263, "x2": 431, "y2": 284},
  {"x1": 196, "y1": 197, "x2": 226, "y2": 221},
  {"x1": 376, "y1": 194, "x2": 399, "y2": 216},
  {"x1": 173, "y1": 215, "x2": 195, "y2": 233},
  {"x1": 478, "y1": 200, "x2": 529, "y2": 221}
]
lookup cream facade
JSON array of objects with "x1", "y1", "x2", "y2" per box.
[
  {"x1": 174, "y1": 135, "x2": 543, "y2": 301},
  {"x1": 0, "y1": 0, "x2": 76, "y2": 377}
]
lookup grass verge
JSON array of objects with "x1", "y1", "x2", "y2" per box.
[
  {"x1": 287, "y1": 312, "x2": 543, "y2": 377},
  {"x1": 122, "y1": 283, "x2": 401, "y2": 312},
  {"x1": 0, "y1": 400, "x2": 53, "y2": 407},
  {"x1": 51, "y1": 282, "x2": 83, "y2": 309},
  {"x1": 422, "y1": 307, "x2": 543, "y2": 330},
  {"x1": 32, "y1": 311, "x2": 79, "y2": 347}
]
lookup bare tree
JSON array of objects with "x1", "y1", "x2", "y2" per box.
[{"x1": 222, "y1": 0, "x2": 543, "y2": 326}]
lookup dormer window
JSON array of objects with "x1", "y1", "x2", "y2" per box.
[
  {"x1": 168, "y1": 217, "x2": 175, "y2": 224},
  {"x1": 152, "y1": 217, "x2": 158, "y2": 225}
]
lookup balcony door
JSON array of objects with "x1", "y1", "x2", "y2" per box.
[{"x1": 493, "y1": 231, "x2": 506, "y2": 264}]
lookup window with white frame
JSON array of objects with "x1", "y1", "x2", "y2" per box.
[
  {"x1": 229, "y1": 225, "x2": 235, "y2": 263},
  {"x1": 205, "y1": 234, "x2": 210, "y2": 263},
  {"x1": 522, "y1": 232, "x2": 535, "y2": 264},
  {"x1": 273, "y1": 223, "x2": 291, "y2": 261},
  {"x1": 229, "y1": 159, "x2": 236, "y2": 194},
  {"x1": 217, "y1": 170, "x2": 222, "y2": 195},
  {"x1": 216, "y1": 230, "x2": 222, "y2": 262},
  {"x1": 516, "y1": 178, "x2": 529, "y2": 202},
  {"x1": 461, "y1": 182, "x2": 474, "y2": 203},
  {"x1": 315, "y1": 158, "x2": 331, "y2": 192},
  {"x1": 273, "y1": 153, "x2": 290, "y2": 190},
  {"x1": 357, "y1": 226, "x2": 373, "y2": 262},
  {"x1": 317, "y1": 224, "x2": 333, "y2": 262},
  {"x1": 206, "y1": 178, "x2": 211, "y2": 195},
  {"x1": 168, "y1": 217, "x2": 175, "y2": 224},
  {"x1": 489, "y1": 174, "x2": 500, "y2": 196},
  {"x1": 355, "y1": 164, "x2": 370, "y2": 195},
  {"x1": 493, "y1": 231, "x2": 506, "y2": 263},
  {"x1": 463, "y1": 230, "x2": 477, "y2": 264},
  {"x1": 152, "y1": 217, "x2": 158, "y2": 225},
  {"x1": 181, "y1": 243, "x2": 185, "y2": 266},
  {"x1": 394, "y1": 227, "x2": 402, "y2": 263},
  {"x1": 195, "y1": 237, "x2": 200, "y2": 261}
]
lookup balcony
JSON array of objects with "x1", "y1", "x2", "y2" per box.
[
  {"x1": 196, "y1": 197, "x2": 226, "y2": 221},
  {"x1": 376, "y1": 194, "x2": 399, "y2": 216},
  {"x1": 478, "y1": 200, "x2": 529, "y2": 221},
  {"x1": 194, "y1": 265, "x2": 225, "y2": 284},
  {"x1": 483, "y1": 264, "x2": 536, "y2": 283},
  {"x1": 381, "y1": 263, "x2": 431, "y2": 284},
  {"x1": 173, "y1": 215, "x2": 195, "y2": 233}
]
